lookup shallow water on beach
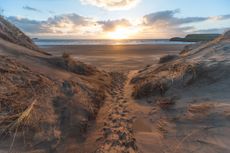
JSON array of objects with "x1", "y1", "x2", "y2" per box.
[{"x1": 34, "y1": 39, "x2": 193, "y2": 46}]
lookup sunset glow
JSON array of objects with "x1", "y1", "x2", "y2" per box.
[
  {"x1": 1, "y1": 0, "x2": 229, "y2": 39},
  {"x1": 107, "y1": 26, "x2": 139, "y2": 39}
]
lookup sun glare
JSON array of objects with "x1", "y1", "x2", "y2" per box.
[{"x1": 107, "y1": 26, "x2": 139, "y2": 39}]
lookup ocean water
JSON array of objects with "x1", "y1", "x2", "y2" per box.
[{"x1": 34, "y1": 39, "x2": 193, "y2": 46}]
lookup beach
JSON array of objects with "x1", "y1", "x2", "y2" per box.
[
  {"x1": 43, "y1": 44, "x2": 186, "y2": 71},
  {"x1": 1, "y1": 12, "x2": 230, "y2": 153}
]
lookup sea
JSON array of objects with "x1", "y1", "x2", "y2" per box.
[{"x1": 34, "y1": 39, "x2": 194, "y2": 46}]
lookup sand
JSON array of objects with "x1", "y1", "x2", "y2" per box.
[
  {"x1": 0, "y1": 38, "x2": 111, "y2": 153},
  {"x1": 43, "y1": 44, "x2": 186, "y2": 71},
  {"x1": 1, "y1": 15, "x2": 230, "y2": 153},
  {"x1": 129, "y1": 32, "x2": 230, "y2": 153},
  {"x1": 1, "y1": 35, "x2": 230, "y2": 153}
]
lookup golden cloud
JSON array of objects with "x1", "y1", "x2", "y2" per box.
[{"x1": 80, "y1": 0, "x2": 140, "y2": 10}]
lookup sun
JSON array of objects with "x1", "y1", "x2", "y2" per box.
[
  {"x1": 107, "y1": 27, "x2": 129, "y2": 39},
  {"x1": 107, "y1": 26, "x2": 139, "y2": 39}
]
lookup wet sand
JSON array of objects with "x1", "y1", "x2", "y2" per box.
[{"x1": 43, "y1": 44, "x2": 186, "y2": 71}]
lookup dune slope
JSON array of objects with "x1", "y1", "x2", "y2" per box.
[
  {"x1": 0, "y1": 16, "x2": 49, "y2": 55},
  {"x1": 0, "y1": 17, "x2": 111, "y2": 153},
  {"x1": 130, "y1": 31, "x2": 230, "y2": 153}
]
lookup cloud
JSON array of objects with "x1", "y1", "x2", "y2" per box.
[
  {"x1": 6, "y1": 10, "x2": 230, "y2": 39},
  {"x1": 140, "y1": 11, "x2": 230, "y2": 38},
  {"x1": 98, "y1": 19, "x2": 131, "y2": 32},
  {"x1": 45, "y1": 13, "x2": 91, "y2": 27},
  {"x1": 143, "y1": 10, "x2": 208, "y2": 26},
  {"x1": 7, "y1": 14, "x2": 135, "y2": 38},
  {"x1": 209, "y1": 14, "x2": 230, "y2": 20},
  {"x1": 23, "y1": 6, "x2": 41, "y2": 12},
  {"x1": 7, "y1": 16, "x2": 47, "y2": 33},
  {"x1": 49, "y1": 11, "x2": 55, "y2": 14},
  {"x1": 220, "y1": 14, "x2": 230, "y2": 20},
  {"x1": 7, "y1": 14, "x2": 101, "y2": 38},
  {"x1": 7, "y1": 13, "x2": 132, "y2": 35},
  {"x1": 80, "y1": 0, "x2": 140, "y2": 10},
  {"x1": 193, "y1": 27, "x2": 230, "y2": 34},
  {"x1": 0, "y1": 7, "x2": 4, "y2": 15},
  {"x1": 141, "y1": 10, "x2": 215, "y2": 38}
]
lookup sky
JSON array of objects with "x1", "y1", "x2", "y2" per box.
[{"x1": 0, "y1": 0, "x2": 230, "y2": 39}]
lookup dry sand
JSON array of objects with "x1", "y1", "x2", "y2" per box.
[
  {"x1": 0, "y1": 38, "x2": 111, "y2": 153},
  {"x1": 1, "y1": 35, "x2": 230, "y2": 153},
  {"x1": 2, "y1": 38, "x2": 230, "y2": 153},
  {"x1": 1, "y1": 15, "x2": 230, "y2": 153},
  {"x1": 129, "y1": 32, "x2": 230, "y2": 153},
  {"x1": 43, "y1": 44, "x2": 186, "y2": 72}
]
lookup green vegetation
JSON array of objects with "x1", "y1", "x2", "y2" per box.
[{"x1": 170, "y1": 34, "x2": 221, "y2": 42}]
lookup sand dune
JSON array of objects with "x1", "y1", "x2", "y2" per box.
[
  {"x1": 130, "y1": 30, "x2": 230, "y2": 153},
  {"x1": 0, "y1": 17, "x2": 111, "y2": 153},
  {"x1": 0, "y1": 16, "x2": 48, "y2": 55},
  {"x1": 0, "y1": 16, "x2": 230, "y2": 153}
]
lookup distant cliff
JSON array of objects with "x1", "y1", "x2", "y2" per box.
[{"x1": 170, "y1": 34, "x2": 221, "y2": 42}]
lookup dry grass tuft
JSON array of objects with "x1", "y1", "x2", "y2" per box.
[
  {"x1": 0, "y1": 56, "x2": 59, "y2": 149},
  {"x1": 132, "y1": 80, "x2": 169, "y2": 99},
  {"x1": 156, "y1": 97, "x2": 176, "y2": 109},
  {"x1": 188, "y1": 103, "x2": 214, "y2": 114},
  {"x1": 4, "y1": 100, "x2": 36, "y2": 133},
  {"x1": 159, "y1": 54, "x2": 179, "y2": 64},
  {"x1": 0, "y1": 55, "x2": 108, "y2": 152},
  {"x1": 62, "y1": 52, "x2": 70, "y2": 59},
  {"x1": 48, "y1": 53, "x2": 99, "y2": 75},
  {"x1": 132, "y1": 61, "x2": 198, "y2": 99}
]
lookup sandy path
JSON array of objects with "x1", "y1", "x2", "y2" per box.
[
  {"x1": 95, "y1": 71, "x2": 139, "y2": 153},
  {"x1": 82, "y1": 71, "x2": 139, "y2": 153}
]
